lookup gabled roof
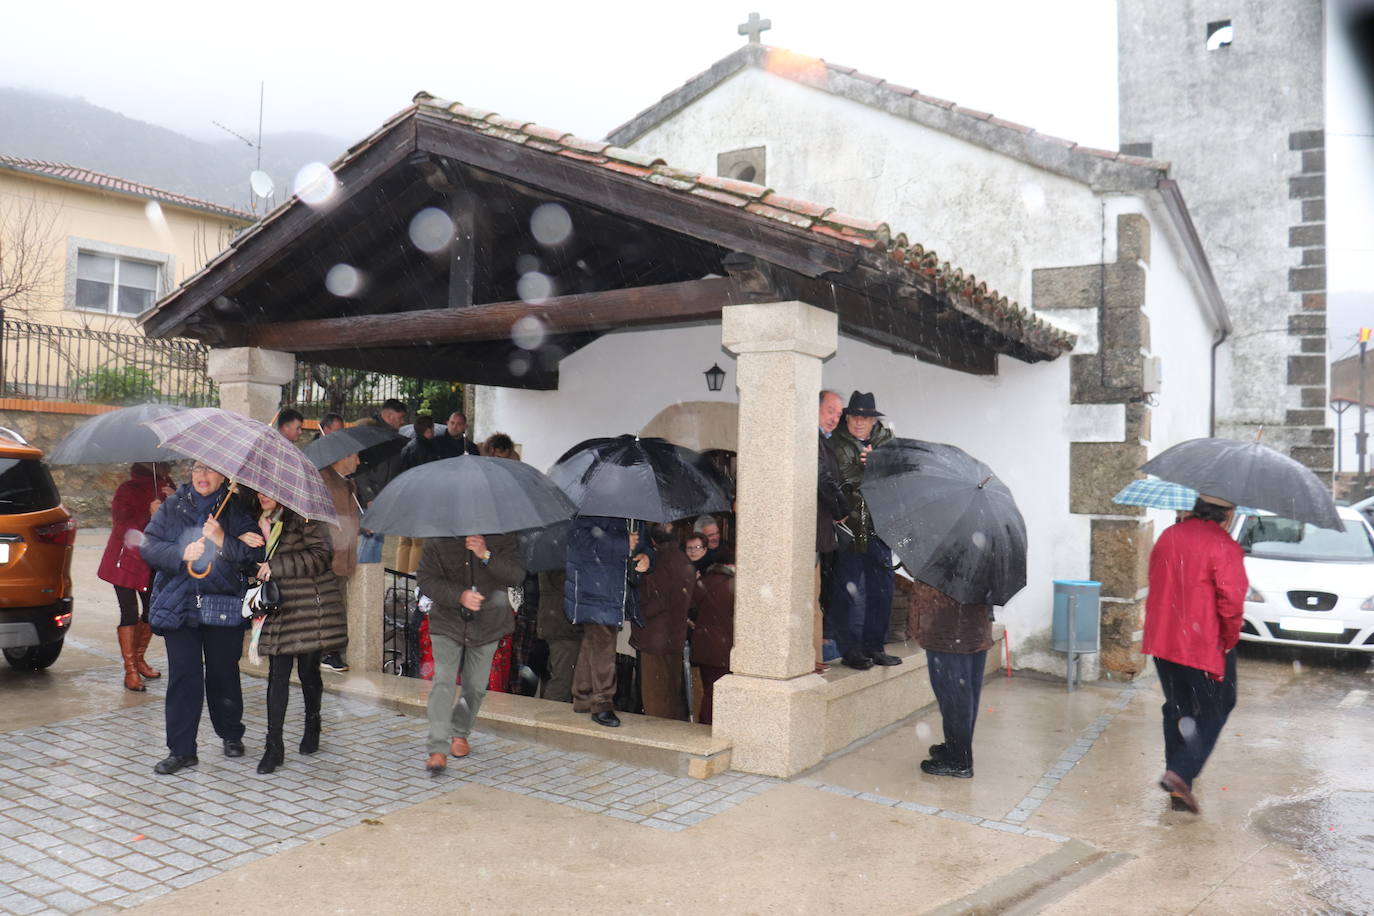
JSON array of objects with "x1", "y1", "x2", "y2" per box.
[
  {"x1": 607, "y1": 44, "x2": 1170, "y2": 193},
  {"x1": 0, "y1": 155, "x2": 253, "y2": 222}
]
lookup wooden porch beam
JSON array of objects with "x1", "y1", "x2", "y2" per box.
[{"x1": 246, "y1": 276, "x2": 752, "y2": 353}]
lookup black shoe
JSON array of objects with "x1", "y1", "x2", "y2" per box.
[
  {"x1": 928, "y1": 743, "x2": 953, "y2": 762},
  {"x1": 320, "y1": 652, "x2": 349, "y2": 673},
  {"x1": 257, "y1": 740, "x2": 284, "y2": 775},
  {"x1": 920, "y1": 757, "x2": 973, "y2": 779},
  {"x1": 841, "y1": 649, "x2": 874, "y2": 670},
  {"x1": 153, "y1": 754, "x2": 198, "y2": 775},
  {"x1": 591, "y1": 710, "x2": 621, "y2": 728},
  {"x1": 223, "y1": 739, "x2": 245, "y2": 758},
  {"x1": 868, "y1": 651, "x2": 903, "y2": 666}
]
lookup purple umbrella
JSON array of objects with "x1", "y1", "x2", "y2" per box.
[{"x1": 142, "y1": 408, "x2": 338, "y2": 525}]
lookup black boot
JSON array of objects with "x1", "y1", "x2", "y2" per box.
[
  {"x1": 260, "y1": 656, "x2": 291, "y2": 774},
  {"x1": 299, "y1": 652, "x2": 323, "y2": 755}
]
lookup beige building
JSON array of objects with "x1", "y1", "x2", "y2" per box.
[{"x1": 0, "y1": 157, "x2": 250, "y2": 400}]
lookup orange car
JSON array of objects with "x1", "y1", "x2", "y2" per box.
[{"x1": 0, "y1": 427, "x2": 75, "y2": 669}]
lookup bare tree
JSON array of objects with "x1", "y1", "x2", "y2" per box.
[{"x1": 0, "y1": 191, "x2": 61, "y2": 317}]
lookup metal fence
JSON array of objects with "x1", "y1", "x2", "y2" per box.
[
  {"x1": 0, "y1": 315, "x2": 215, "y2": 406},
  {"x1": 284, "y1": 363, "x2": 464, "y2": 425},
  {"x1": 383, "y1": 568, "x2": 422, "y2": 678}
]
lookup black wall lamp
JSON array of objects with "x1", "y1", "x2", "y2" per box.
[{"x1": 703, "y1": 363, "x2": 726, "y2": 392}]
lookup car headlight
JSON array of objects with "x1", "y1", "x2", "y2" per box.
[{"x1": 1246, "y1": 586, "x2": 1265, "y2": 603}]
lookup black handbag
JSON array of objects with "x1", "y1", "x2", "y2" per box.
[
  {"x1": 198, "y1": 593, "x2": 244, "y2": 627},
  {"x1": 255, "y1": 578, "x2": 282, "y2": 615}
]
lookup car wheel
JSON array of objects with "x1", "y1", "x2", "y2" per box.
[{"x1": 2, "y1": 638, "x2": 64, "y2": 670}]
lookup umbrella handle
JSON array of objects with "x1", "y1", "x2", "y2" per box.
[{"x1": 185, "y1": 483, "x2": 237, "y2": 579}]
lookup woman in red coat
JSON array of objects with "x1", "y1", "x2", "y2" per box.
[{"x1": 98, "y1": 462, "x2": 174, "y2": 691}]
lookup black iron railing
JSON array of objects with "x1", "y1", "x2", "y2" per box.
[
  {"x1": 383, "y1": 567, "x2": 422, "y2": 678},
  {"x1": 0, "y1": 314, "x2": 214, "y2": 406},
  {"x1": 284, "y1": 363, "x2": 464, "y2": 425}
]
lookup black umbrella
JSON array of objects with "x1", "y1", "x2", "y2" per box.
[
  {"x1": 360, "y1": 457, "x2": 575, "y2": 537},
  {"x1": 303, "y1": 425, "x2": 404, "y2": 469},
  {"x1": 864, "y1": 439, "x2": 1028, "y2": 606},
  {"x1": 48, "y1": 403, "x2": 186, "y2": 465},
  {"x1": 1140, "y1": 437, "x2": 1341, "y2": 530},
  {"x1": 518, "y1": 519, "x2": 572, "y2": 573},
  {"x1": 546, "y1": 435, "x2": 732, "y2": 524}
]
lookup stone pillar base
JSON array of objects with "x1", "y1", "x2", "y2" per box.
[
  {"x1": 206, "y1": 347, "x2": 296, "y2": 423},
  {"x1": 346, "y1": 564, "x2": 385, "y2": 674},
  {"x1": 712, "y1": 672, "x2": 826, "y2": 777}
]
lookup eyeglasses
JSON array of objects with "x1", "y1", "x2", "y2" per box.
[
  {"x1": 190, "y1": 465, "x2": 217, "y2": 474},
  {"x1": 685, "y1": 544, "x2": 706, "y2": 553}
]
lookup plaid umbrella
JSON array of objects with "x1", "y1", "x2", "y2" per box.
[
  {"x1": 1112, "y1": 478, "x2": 1258, "y2": 514},
  {"x1": 142, "y1": 408, "x2": 338, "y2": 525}
]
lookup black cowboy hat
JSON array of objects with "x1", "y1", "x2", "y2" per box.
[{"x1": 845, "y1": 391, "x2": 884, "y2": 417}]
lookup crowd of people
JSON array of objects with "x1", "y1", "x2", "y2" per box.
[{"x1": 106, "y1": 391, "x2": 1242, "y2": 809}]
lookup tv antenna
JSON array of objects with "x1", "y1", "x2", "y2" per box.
[{"x1": 210, "y1": 81, "x2": 274, "y2": 213}]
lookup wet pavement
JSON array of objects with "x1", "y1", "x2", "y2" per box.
[{"x1": 1, "y1": 530, "x2": 1371, "y2": 914}]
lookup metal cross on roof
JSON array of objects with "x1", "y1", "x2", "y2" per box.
[{"x1": 738, "y1": 12, "x2": 771, "y2": 43}]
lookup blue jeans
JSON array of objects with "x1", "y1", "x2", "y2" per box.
[
  {"x1": 356, "y1": 530, "x2": 383, "y2": 564},
  {"x1": 826, "y1": 538, "x2": 895, "y2": 656},
  {"x1": 926, "y1": 649, "x2": 988, "y2": 768},
  {"x1": 1155, "y1": 649, "x2": 1238, "y2": 783}
]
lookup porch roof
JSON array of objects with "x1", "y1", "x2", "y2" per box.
[{"x1": 142, "y1": 93, "x2": 1074, "y2": 389}]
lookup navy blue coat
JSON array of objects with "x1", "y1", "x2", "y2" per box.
[
  {"x1": 563, "y1": 516, "x2": 656, "y2": 627},
  {"x1": 141, "y1": 483, "x2": 262, "y2": 633}
]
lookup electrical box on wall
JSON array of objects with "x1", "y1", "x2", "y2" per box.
[{"x1": 1142, "y1": 356, "x2": 1163, "y2": 394}]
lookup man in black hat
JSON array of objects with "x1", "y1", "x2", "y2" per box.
[{"x1": 826, "y1": 392, "x2": 901, "y2": 669}]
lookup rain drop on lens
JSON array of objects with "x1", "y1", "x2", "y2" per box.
[
  {"x1": 143, "y1": 201, "x2": 166, "y2": 228},
  {"x1": 971, "y1": 531, "x2": 988, "y2": 551},
  {"x1": 408, "y1": 208, "x2": 454, "y2": 254},
  {"x1": 325, "y1": 264, "x2": 362, "y2": 297},
  {"x1": 511, "y1": 315, "x2": 547, "y2": 350},
  {"x1": 508, "y1": 353, "x2": 531, "y2": 377},
  {"x1": 915, "y1": 721, "x2": 932, "y2": 742},
  {"x1": 1178, "y1": 716, "x2": 1198, "y2": 741},
  {"x1": 515, "y1": 254, "x2": 541, "y2": 276},
  {"x1": 517, "y1": 271, "x2": 554, "y2": 304},
  {"x1": 293, "y1": 162, "x2": 338, "y2": 207},
  {"x1": 530, "y1": 202, "x2": 573, "y2": 246}
]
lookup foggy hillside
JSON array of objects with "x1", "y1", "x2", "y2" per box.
[{"x1": 0, "y1": 87, "x2": 347, "y2": 213}]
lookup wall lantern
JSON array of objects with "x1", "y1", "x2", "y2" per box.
[{"x1": 703, "y1": 363, "x2": 726, "y2": 392}]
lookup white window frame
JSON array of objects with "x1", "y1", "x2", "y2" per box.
[{"x1": 64, "y1": 237, "x2": 174, "y2": 318}]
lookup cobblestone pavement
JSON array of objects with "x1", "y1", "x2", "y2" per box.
[{"x1": 0, "y1": 673, "x2": 776, "y2": 915}]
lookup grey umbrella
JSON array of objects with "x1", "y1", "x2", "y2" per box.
[
  {"x1": 360, "y1": 457, "x2": 575, "y2": 537},
  {"x1": 48, "y1": 403, "x2": 186, "y2": 465},
  {"x1": 1139, "y1": 437, "x2": 1341, "y2": 530},
  {"x1": 302, "y1": 425, "x2": 404, "y2": 469}
]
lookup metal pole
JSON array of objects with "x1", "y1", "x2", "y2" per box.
[
  {"x1": 1360, "y1": 336, "x2": 1369, "y2": 495},
  {"x1": 1066, "y1": 594, "x2": 1077, "y2": 693}
]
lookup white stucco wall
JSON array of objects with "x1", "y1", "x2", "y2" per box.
[
  {"x1": 481, "y1": 319, "x2": 1097, "y2": 673},
  {"x1": 629, "y1": 68, "x2": 1108, "y2": 309}
]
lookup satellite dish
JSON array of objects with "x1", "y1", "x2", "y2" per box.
[{"x1": 249, "y1": 170, "x2": 275, "y2": 199}]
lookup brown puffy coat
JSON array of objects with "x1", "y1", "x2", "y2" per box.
[
  {"x1": 690, "y1": 563, "x2": 735, "y2": 669},
  {"x1": 631, "y1": 545, "x2": 696, "y2": 656},
  {"x1": 258, "y1": 514, "x2": 348, "y2": 656},
  {"x1": 909, "y1": 580, "x2": 993, "y2": 655}
]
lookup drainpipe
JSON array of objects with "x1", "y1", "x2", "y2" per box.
[{"x1": 1209, "y1": 326, "x2": 1228, "y2": 437}]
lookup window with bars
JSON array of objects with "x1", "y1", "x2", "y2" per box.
[{"x1": 73, "y1": 251, "x2": 163, "y2": 316}]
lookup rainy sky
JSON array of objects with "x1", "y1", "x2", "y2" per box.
[{"x1": 5, "y1": 0, "x2": 1373, "y2": 302}]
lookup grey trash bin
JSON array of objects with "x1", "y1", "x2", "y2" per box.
[{"x1": 1052, "y1": 579, "x2": 1101, "y2": 691}]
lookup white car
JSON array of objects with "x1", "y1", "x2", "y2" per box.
[{"x1": 1233, "y1": 506, "x2": 1374, "y2": 653}]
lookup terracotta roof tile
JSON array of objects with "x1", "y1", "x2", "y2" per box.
[
  {"x1": 882, "y1": 82, "x2": 919, "y2": 97},
  {"x1": 647, "y1": 173, "x2": 697, "y2": 192},
  {"x1": 825, "y1": 211, "x2": 888, "y2": 235},
  {"x1": 689, "y1": 187, "x2": 749, "y2": 208},
  {"x1": 849, "y1": 71, "x2": 885, "y2": 86},
  {"x1": 911, "y1": 92, "x2": 958, "y2": 110},
  {"x1": 655, "y1": 165, "x2": 703, "y2": 183},
  {"x1": 1074, "y1": 146, "x2": 1120, "y2": 160},
  {"x1": 448, "y1": 103, "x2": 496, "y2": 123},
  {"x1": 744, "y1": 201, "x2": 814, "y2": 230},
  {"x1": 0, "y1": 155, "x2": 252, "y2": 222},
  {"x1": 988, "y1": 116, "x2": 1034, "y2": 134},
  {"x1": 524, "y1": 123, "x2": 572, "y2": 143},
  {"x1": 696, "y1": 173, "x2": 769, "y2": 199},
  {"x1": 604, "y1": 146, "x2": 664, "y2": 168},
  {"x1": 953, "y1": 105, "x2": 994, "y2": 121},
  {"x1": 759, "y1": 192, "x2": 833, "y2": 220},
  {"x1": 524, "y1": 139, "x2": 564, "y2": 154},
  {"x1": 481, "y1": 126, "x2": 530, "y2": 145},
  {"x1": 826, "y1": 63, "x2": 857, "y2": 75},
  {"x1": 562, "y1": 136, "x2": 612, "y2": 155},
  {"x1": 486, "y1": 114, "x2": 533, "y2": 132},
  {"x1": 597, "y1": 159, "x2": 652, "y2": 177},
  {"x1": 557, "y1": 149, "x2": 611, "y2": 165},
  {"x1": 1034, "y1": 132, "x2": 1078, "y2": 149},
  {"x1": 811, "y1": 224, "x2": 880, "y2": 248}
]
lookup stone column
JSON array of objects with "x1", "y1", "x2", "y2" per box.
[
  {"x1": 713, "y1": 301, "x2": 837, "y2": 777},
  {"x1": 205, "y1": 347, "x2": 296, "y2": 423},
  {"x1": 345, "y1": 564, "x2": 385, "y2": 675}
]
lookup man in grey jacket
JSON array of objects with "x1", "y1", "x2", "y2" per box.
[{"x1": 416, "y1": 532, "x2": 525, "y2": 773}]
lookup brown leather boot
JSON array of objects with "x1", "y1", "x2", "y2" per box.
[
  {"x1": 116, "y1": 626, "x2": 145, "y2": 692},
  {"x1": 133, "y1": 621, "x2": 161, "y2": 679}
]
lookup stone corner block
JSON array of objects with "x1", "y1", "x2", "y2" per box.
[
  {"x1": 1091, "y1": 518, "x2": 1154, "y2": 599},
  {"x1": 206, "y1": 347, "x2": 297, "y2": 386},
  {"x1": 1117, "y1": 213, "x2": 1151, "y2": 265},
  {"x1": 1031, "y1": 264, "x2": 1101, "y2": 310},
  {"x1": 722, "y1": 301, "x2": 837, "y2": 359},
  {"x1": 1070, "y1": 442, "x2": 1148, "y2": 516},
  {"x1": 712, "y1": 673, "x2": 827, "y2": 777}
]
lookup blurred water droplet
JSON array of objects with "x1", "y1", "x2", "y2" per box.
[
  {"x1": 508, "y1": 353, "x2": 531, "y2": 377},
  {"x1": 915, "y1": 721, "x2": 932, "y2": 741},
  {"x1": 1020, "y1": 181, "x2": 1047, "y2": 215},
  {"x1": 409, "y1": 207, "x2": 454, "y2": 254},
  {"x1": 971, "y1": 531, "x2": 988, "y2": 551},
  {"x1": 517, "y1": 271, "x2": 554, "y2": 304},
  {"x1": 846, "y1": 583, "x2": 860, "y2": 598},
  {"x1": 531, "y1": 202, "x2": 573, "y2": 246},
  {"x1": 1292, "y1": 659, "x2": 1303, "y2": 674},
  {"x1": 1178, "y1": 716, "x2": 1197, "y2": 740},
  {"x1": 143, "y1": 201, "x2": 166, "y2": 227},
  {"x1": 759, "y1": 585, "x2": 773, "y2": 601},
  {"x1": 511, "y1": 315, "x2": 547, "y2": 350},
  {"x1": 515, "y1": 254, "x2": 541, "y2": 275},
  {"x1": 293, "y1": 162, "x2": 338, "y2": 206},
  {"x1": 325, "y1": 263, "x2": 362, "y2": 297}
]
